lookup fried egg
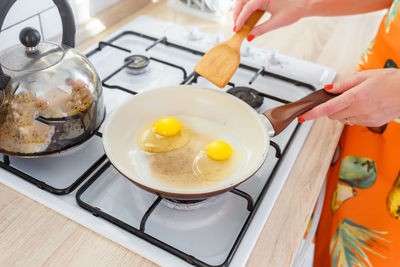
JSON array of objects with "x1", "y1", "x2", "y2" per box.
[
  {"x1": 131, "y1": 115, "x2": 244, "y2": 189},
  {"x1": 192, "y1": 142, "x2": 242, "y2": 182},
  {"x1": 136, "y1": 117, "x2": 191, "y2": 153}
]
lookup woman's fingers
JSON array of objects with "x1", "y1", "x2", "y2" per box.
[
  {"x1": 248, "y1": 12, "x2": 290, "y2": 37},
  {"x1": 300, "y1": 84, "x2": 383, "y2": 126},
  {"x1": 233, "y1": 0, "x2": 247, "y2": 25},
  {"x1": 329, "y1": 103, "x2": 387, "y2": 127},
  {"x1": 328, "y1": 106, "x2": 358, "y2": 121},
  {"x1": 338, "y1": 115, "x2": 387, "y2": 127},
  {"x1": 300, "y1": 72, "x2": 370, "y2": 121},
  {"x1": 326, "y1": 71, "x2": 368, "y2": 94},
  {"x1": 235, "y1": 0, "x2": 262, "y2": 31},
  {"x1": 298, "y1": 69, "x2": 400, "y2": 126},
  {"x1": 300, "y1": 92, "x2": 354, "y2": 121}
]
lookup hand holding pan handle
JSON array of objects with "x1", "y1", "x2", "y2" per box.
[{"x1": 263, "y1": 89, "x2": 337, "y2": 136}]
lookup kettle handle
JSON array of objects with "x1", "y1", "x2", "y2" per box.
[{"x1": 52, "y1": 0, "x2": 76, "y2": 48}]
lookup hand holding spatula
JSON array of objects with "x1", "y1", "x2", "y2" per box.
[{"x1": 194, "y1": 10, "x2": 264, "y2": 88}]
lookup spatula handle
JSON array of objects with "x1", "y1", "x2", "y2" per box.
[
  {"x1": 243, "y1": 10, "x2": 264, "y2": 29},
  {"x1": 231, "y1": 10, "x2": 264, "y2": 46},
  {"x1": 263, "y1": 89, "x2": 337, "y2": 136}
]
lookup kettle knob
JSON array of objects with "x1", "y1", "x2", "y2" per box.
[{"x1": 19, "y1": 27, "x2": 41, "y2": 52}]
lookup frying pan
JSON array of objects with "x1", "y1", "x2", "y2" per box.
[{"x1": 102, "y1": 85, "x2": 334, "y2": 200}]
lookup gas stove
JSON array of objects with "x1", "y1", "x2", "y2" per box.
[{"x1": 0, "y1": 16, "x2": 335, "y2": 267}]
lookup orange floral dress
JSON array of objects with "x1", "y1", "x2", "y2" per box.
[{"x1": 313, "y1": 1, "x2": 400, "y2": 266}]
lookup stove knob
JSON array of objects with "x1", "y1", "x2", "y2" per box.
[
  {"x1": 241, "y1": 42, "x2": 253, "y2": 57},
  {"x1": 188, "y1": 26, "x2": 203, "y2": 41},
  {"x1": 269, "y1": 49, "x2": 281, "y2": 65}
]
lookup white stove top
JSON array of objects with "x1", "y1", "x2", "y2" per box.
[{"x1": 0, "y1": 16, "x2": 335, "y2": 267}]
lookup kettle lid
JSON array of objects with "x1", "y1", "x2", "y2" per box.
[{"x1": 0, "y1": 27, "x2": 64, "y2": 72}]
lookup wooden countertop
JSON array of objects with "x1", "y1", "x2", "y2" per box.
[{"x1": 0, "y1": 1, "x2": 385, "y2": 266}]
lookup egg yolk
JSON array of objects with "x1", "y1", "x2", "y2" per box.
[
  {"x1": 137, "y1": 118, "x2": 190, "y2": 153},
  {"x1": 155, "y1": 117, "x2": 181, "y2": 137},
  {"x1": 205, "y1": 140, "x2": 232, "y2": 161}
]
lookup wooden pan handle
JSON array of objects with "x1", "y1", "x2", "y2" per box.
[{"x1": 263, "y1": 89, "x2": 337, "y2": 136}]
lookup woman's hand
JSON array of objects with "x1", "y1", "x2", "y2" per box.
[
  {"x1": 299, "y1": 69, "x2": 400, "y2": 127},
  {"x1": 233, "y1": 0, "x2": 308, "y2": 40},
  {"x1": 233, "y1": 0, "x2": 393, "y2": 40}
]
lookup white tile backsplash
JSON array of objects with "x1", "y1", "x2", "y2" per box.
[
  {"x1": 0, "y1": 16, "x2": 42, "y2": 52},
  {"x1": 2, "y1": 0, "x2": 54, "y2": 30},
  {"x1": 0, "y1": 0, "x2": 122, "y2": 52},
  {"x1": 40, "y1": 7, "x2": 62, "y2": 41}
]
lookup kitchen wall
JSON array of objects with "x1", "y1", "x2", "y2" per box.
[{"x1": 0, "y1": 0, "x2": 122, "y2": 52}]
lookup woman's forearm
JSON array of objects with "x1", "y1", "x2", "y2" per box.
[
  {"x1": 304, "y1": 0, "x2": 393, "y2": 17},
  {"x1": 234, "y1": 0, "x2": 394, "y2": 38}
]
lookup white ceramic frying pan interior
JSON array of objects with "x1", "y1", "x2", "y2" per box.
[{"x1": 102, "y1": 85, "x2": 270, "y2": 198}]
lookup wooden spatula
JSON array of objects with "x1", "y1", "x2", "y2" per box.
[{"x1": 194, "y1": 10, "x2": 264, "y2": 88}]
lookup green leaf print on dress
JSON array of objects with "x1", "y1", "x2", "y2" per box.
[
  {"x1": 330, "y1": 219, "x2": 390, "y2": 267},
  {"x1": 361, "y1": 40, "x2": 374, "y2": 66},
  {"x1": 385, "y1": 0, "x2": 400, "y2": 33},
  {"x1": 339, "y1": 156, "x2": 377, "y2": 189}
]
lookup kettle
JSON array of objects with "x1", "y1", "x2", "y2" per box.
[{"x1": 0, "y1": 0, "x2": 105, "y2": 157}]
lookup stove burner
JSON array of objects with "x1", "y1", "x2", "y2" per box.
[
  {"x1": 166, "y1": 198, "x2": 206, "y2": 204},
  {"x1": 124, "y1": 55, "x2": 149, "y2": 75},
  {"x1": 227, "y1": 87, "x2": 264, "y2": 109},
  {"x1": 162, "y1": 196, "x2": 224, "y2": 211}
]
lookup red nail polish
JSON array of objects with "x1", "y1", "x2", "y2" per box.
[
  {"x1": 324, "y1": 84, "x2": 333, "y2": 90},
  {"x1": 247, "y1": 34, "x2": 255, "y2": 42},
  {"x1": 298, "y1": 117, "x2": 306, "y2": 123},
  {"x1": 233, "y1": 25, "x2": 237, "y2": 32}
]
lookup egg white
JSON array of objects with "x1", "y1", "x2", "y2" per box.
[{"x1": 129, "y1": 115, "x2": 246, "y2": 189}]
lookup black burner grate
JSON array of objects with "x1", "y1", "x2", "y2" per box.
[
  {"x1": 1, "y1": 28, "x2": 314, "y2": 266},
  {"x1": 76, "y1": 138, "x2": 288, "y2": 267},
  {"x1": 75, "y1": 30, "x2": 312, "y2": 267},
  {"x1": 0, "y1": 132, "x2": 107, "y2": 195}
]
